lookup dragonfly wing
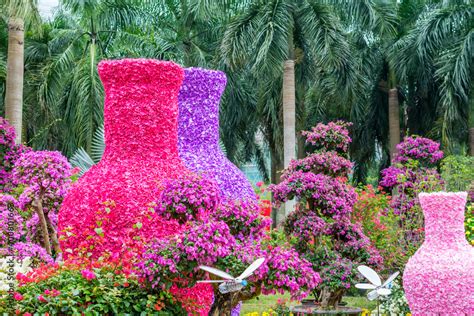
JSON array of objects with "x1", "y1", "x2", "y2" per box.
[
  {"x1": 237, "y1": 258, "x2": 265, "y2": 280},
  {"x1": 197, "y1": 280, "x2": 225, "y2": 283},
  {"x1": 382, "y1": 271, "x2": 400, "y2": 287},
  {"x1": 377, "y1": 288, "x2": 392, "y2": 296},
  {"x1": 198, "y1": 265, "x2": 234, "y2": 280},
  {"x1": 358, "y1": 265, "x2": 382, "y2": 286},
  {"x1": 355, "y1": 283, "x2": 377, "y2": 290},
  {"x1": 367, "y1": 290, "x2": 379, "y2": 301}
]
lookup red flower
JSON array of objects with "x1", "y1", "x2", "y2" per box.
[
  {"x1": 37, "y1": 294, "x2": 47, "y2": 302},
  {"x1": 13, "y1": 292, "x2": 23, "y2": 301}
]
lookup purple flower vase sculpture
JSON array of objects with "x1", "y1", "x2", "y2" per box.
[
  {"x1": 403, "y1": 192, "x2": 474, "y2": 316},
  {"x1": 178, "y1": 67, "x2": 256, "y2": 202}
]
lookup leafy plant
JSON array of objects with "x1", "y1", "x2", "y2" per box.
[
  {"x1": 1, "y1": 261, "x2": 186, "y2": 315},
  {"x1": 441, "y1": 155, "x2": 474, "y2": 192}
]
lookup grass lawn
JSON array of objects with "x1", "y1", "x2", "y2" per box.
[{"x1": 241, "y1": 294, "x2": 377, "y2": 314}]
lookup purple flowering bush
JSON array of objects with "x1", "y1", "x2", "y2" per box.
[
  {"x1": 269, "y1": 121, "x2": 382, "y2": 309},
  {"x1": 379, "y1": 135, "x2": 444, "y2": 266},
  {"x1": 138, "y1": 174, "x2": 320, "y2": 315},
  {"x1": 155, "y1": 173, "x2": 221, "y2": 223},
  {"x1": 0, "y1": 117, "x2": 29, "y2": 192},
  {"x1": 0, "y1": 118, "x2": 72, "y2": 262}
]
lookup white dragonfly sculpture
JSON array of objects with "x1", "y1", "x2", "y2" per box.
[
  {"x1": 198, "y1": 258, "x2": 265, "y2": 294},
  {"x1": 355, "y1": 265, "x2": 400, "y2": 316},
  {"x1": 355, "y1": 265, "x2": 399, "y2": 300}
]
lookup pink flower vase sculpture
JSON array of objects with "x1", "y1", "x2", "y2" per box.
[
  {"x1": 59, "y1": 59, "x2": 188, "y2": 257},
  {"x1": 403, "y1": 192, "x2": 474, "y2": 316},
  {"x1": 178, "y1": 67, "x2": 257, "y2": 202}
]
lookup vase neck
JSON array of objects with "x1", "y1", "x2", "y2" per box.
[
  {"x1": 98, "y1": 59, "x2": 184, "y2": 159},
  {"x1": 178, "y1": 67, "x2": 226, "y2": 152},
  {"x1": 420, "y1": 192, "x2": 468, "y2": 246}
]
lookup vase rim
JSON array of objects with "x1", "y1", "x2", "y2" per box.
[{"x1": 184, "y1": 67, "x2": 226, "y2": 78}]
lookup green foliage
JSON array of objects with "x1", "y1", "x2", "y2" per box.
[
  {"x1": 1, "y1": 264, "x2": 186, "y2": 315},
  {"x1": 466, "y1": 203, "x2": 474, "y2": 246},
  {"x1": 352, "y1": 185, "x2": 401, "y2": 270},
  {"x1": 441, "y1": 155, "x2": 474, "y2": 192}
]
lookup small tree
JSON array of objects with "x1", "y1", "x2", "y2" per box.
[
  {"x1": 269, "y1": 121, "x2": 382, "y2": 308},
  {"x1": 138, "y1": 173, "x2": 320, "y2": 315},
  {"x1": 379, "y1": 135, "x2": 444, "y2": 264},
  {"x1": 12, "y1": 151, "x2": 72, "y2": 256}
]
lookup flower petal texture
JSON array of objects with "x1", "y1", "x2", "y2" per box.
[
  {"x1": 58, "y1": 59, "x2": 187, "y2": 256},
  {"x1": 403, "y1": 192, "x2": 474, "y2": 315},
  {"x1": 178, "y1": 67, "x2": 256, "y2": 202}
]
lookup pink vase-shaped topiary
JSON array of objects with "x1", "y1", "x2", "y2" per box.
[
  {"x1": 177, "y1": 67, "x2": 256, "y2": 202},
  {"x1": 58, "y1": 59, "x2": 189, "y2": 256},
  {"x1": 403, "y1": 192, "x2": 474, "y2": 316}
]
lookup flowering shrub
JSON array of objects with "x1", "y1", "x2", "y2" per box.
[
  {"x1": 352, "y1": 185, "x2": 401, "y2": 269},
  {"x1": 0, "y1": 260, "x2": 187, "y2": 315},
  {"x1": 12, "y1": 151, "x2": 72, "y2": 257},
  {"x1": 301, "y1": 120, "x2": 352, "y2": 153},
  {"x1": 138, "y1": 175, "x2": 319, "y2": 315},
  {"x1": 155, "y1": 173, "x2": 221, "y2": 224},
  {"x1": 393, "y1": 136, "x2": 443, "y2": 166},
  {"x1": 379, "y1": 136, "x2": 444, "y2": 265},
  {"x1": 268, "y1": 121, "x2": 381, "y2": 309},
  {"x1": 0, "y1": 117, "x2": 28, "y2": 192}
]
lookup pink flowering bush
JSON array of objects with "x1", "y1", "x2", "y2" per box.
[
  {"x1": 269, "y1": 121, "x2": 382, "y2": 309},
  {"x1": 155, "y1": 173, "x2": 221, "y2": 224},
  {"x1": 301, "y1": 121, "x2": 352, "y2": 153},
  {"x1": 379, "y1": 136, "x2": 444, "y2": 265},
  {"x1": 12, "y1": 151, "x2": 72, "y2": 257},
  {"x1": 0, "y1": 117, "x2": 29, "y2": 191},
  {"x1": 138, "y1": 174, "x2": 319, "y2": 315},
  {"x1": 1, "y1": 119, "x2": 72, "y2": 263}
]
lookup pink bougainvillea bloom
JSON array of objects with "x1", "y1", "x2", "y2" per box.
[
  {"x1": 37, "y1": 294, "x2": 47, "y2": 302},
  {"x1": 81, "y1": 269, "x2": 96, "y2": 281},
  {"x1": 256, "y1": 181, "x2": 264, "y2": 187},
  {"x1": 403, "y1": 192, "x2": 474, "y2": 316},
  {"x1": 23, "y1": 313, "x2": 32, "y2": 316},
  {"x1": 13, "y1": 292, "x2": 23, "y2": 301}
]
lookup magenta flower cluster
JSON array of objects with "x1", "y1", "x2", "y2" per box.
[
  {"x1": 284, "y1": 150, "x2": 353, "y2": 178},
  {"x1": 271, "y1": 172, "x2": 357, "y2": 220},
  {"x1": 155, "y1": 173, "x2": 221, "y2": 223},
  {"x1": 13, "y1": 151, "x2": 72, "y2": 213},
  {"x1": 301, "y1": 120, "x2": 352, "y2": 153},
  {"x1": 394, "y1": 135, "x2": 443, "y2": 166},
  {"x1": 269, "y1": 121, "x2": 381, "y2": 302},
  {"x1": 211, "y1": 200, "x2": 272, "y2": 241},
  {"x1": 0, "y1": 117, "x2": 29, "y2": 191}
]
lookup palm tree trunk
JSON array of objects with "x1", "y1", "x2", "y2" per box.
[
  {"x1": 4, "y1": 17, "x2": 25, "y2": 144},
  {"x1": 469, "y1": 127, "x2": 474, "y2": 156},
  {"x1": 388, "y1": 88, "x2": 400, "y2": 158},
  {"x1": 283, "y1": 59, "x2": 296, "y2": 218}
]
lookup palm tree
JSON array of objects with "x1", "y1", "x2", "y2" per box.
[
  {"x1": 221, "y1": 0, "x2": 362, "y2": 221},
  {"x1": 0, "y1": 0, "x2": 41, "y2": 144},
  {"x1": 391, "y1": 0, "x2": 473, "y2": 154},
  {"x1": 23, "y1": 0, "x2": 142, "y2": 155}
]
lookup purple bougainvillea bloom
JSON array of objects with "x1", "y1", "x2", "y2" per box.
[{"x1": 178, "y1": 67, "x2": 256, "y2": 202}]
